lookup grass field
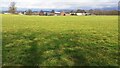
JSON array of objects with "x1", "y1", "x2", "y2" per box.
[{"x1": 2, "y1": 14, "x2": 118, "y2": 66}]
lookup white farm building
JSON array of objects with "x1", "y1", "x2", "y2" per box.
[{"x1": 76, "y1": 13, "x2": 86, "y2": 16}]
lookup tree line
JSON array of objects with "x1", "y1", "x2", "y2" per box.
[
  {"x1": 88, "y1": 9, "x2": 118, "y2": 15},
  {"x1": 8, "y1": 2, "x2": 119, "y2": 15}
]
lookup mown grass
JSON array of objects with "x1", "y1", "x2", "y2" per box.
[{"x1": 2, "y1": 14, "x2": 118, "y2": 66}]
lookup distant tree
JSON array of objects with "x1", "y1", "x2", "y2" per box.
[
  {"x1": 50, "y1": 10, "x2": 55, "y2": 16},
  {"x1": 76, "y1": 9, "x2": 86, "y2": 13},
  {"x1": 88, "y1": 9, "x2": 94, "y2": 14},
  {"x1": 8, "y1": 2, "x2": 17, "y2": 14},
  {"x1": 119, "y1": 11, "x2": 120, "y2": 16},
  {"x1": 39, "y1": 10, "x2": 44, "y2": 16},
  {"x1": 93, "y1": 9, "x2": 102, "y2": 15},
  {"x1": 26, "y1": 9, "x2": 32, "y2": 15},
  {"x1": 51, "y1": 10, "x2": 55, "y2": 13},
  {"x1": 45, "y1": 12, "x2": 48, "y2": 16},
  {"x1": 110, "y1": 10, "x2": 118, "y2": 15},
  {"x1": 40, "y1": 10, "x2": 44, "y2": 13},
  {"x1": 70, "y1": 10, "x2": 76, "y2": 15},
  {"x1": 92, "y1": 9, "x2": 118, "y2": 15},
  {"x1": 70, "y1": 10, "x2": 74, "y2": 13},
  {"x1": 76, "y1": 9, "x2": 82, "y2": 13},
  {"x1": 82, "y1": 10, "x2": 86, "y2": 12}
]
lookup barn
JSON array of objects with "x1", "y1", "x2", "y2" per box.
[{"x1": 60, "y1": 11, "x2": 66, "y2": 16}]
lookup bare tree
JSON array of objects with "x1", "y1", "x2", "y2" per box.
[
  {"x1": 88, "y1": 9, "x2": 94, "y2": 14},
  {"x1": 76, "y1": 9, "x2": 85, "y2": 13},
  {"x1": 8, "y1": 2, "x2": 17, "y2": 14},
  {"x1": 26, "y1": 9, "x2": 33, "y2": 15}
]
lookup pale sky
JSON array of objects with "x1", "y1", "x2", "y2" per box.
[{"x1": 1, "y1": 0, "x2": 119, "y2": 9}]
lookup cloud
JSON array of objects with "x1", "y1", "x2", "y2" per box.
[{"x1": 1, "y1": 0, "x2": 119, "y2": 9}]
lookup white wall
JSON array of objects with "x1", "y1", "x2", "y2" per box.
[{"x1": 76, "y1": 13, "x2": 83, "y2": 16}]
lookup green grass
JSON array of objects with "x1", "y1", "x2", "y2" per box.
[{"x1": 2, "y1": 14, "x2": 118, "y2": 66}]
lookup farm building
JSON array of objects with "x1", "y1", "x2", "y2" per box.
[
  {"x1": 60, "y1": 11, "x2": 66, "y2": 16},
  {"x1": 70, "y1": 13, "x2": 76, "y2": 15},
  {"x1": 75, "y1": 9, "x2": 87, "y2": 16},
  {"x1": 85, "y1": 13, "x2": 91, "y2": 15},
  {"x1": 44, "y1": 12, "x2": 48, "y2": 16},
  {"x1": 49, "y1": 10, "x2": 55, "y2": 16},
  {"x1": 4, "y1": 13, "x2": 11, "y2": 14},
  {"x1": 18, "y1": 12, "x2": 24, "y2": 15},
  {"x1": 76, "y1": 12, "x2": 91, "y2": 16},
  {"x1": 23, "y1": 11, "x2": 27, "y2": 15},
  {"x1": 76, "y1": 13, "x2": 86, "y2": 16},
  {"x1": 2, "y1": 11, "x2": 12, "y2": 14},
  {"x1": 39, "y1": 10, "x2": 44, "y2": 16},
  {"x1": 55, "y1": 11, "x2": 61, "y2": 16},
  {"x1": 45, "y1": 12, "x2": 55, "y2": 16},
  {"x1": 32, "y1": 12, "x2": 39, "y2": 15},
  {"x1": 65, "y1": 12, "x2": 71, "y2": 16}
]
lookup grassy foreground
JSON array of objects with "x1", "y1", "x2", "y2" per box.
[{"x1": 2, "y1": 14, "x2": 118, "y2": 66}]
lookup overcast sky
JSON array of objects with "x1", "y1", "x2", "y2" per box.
[{"x1": 1, "y1": 0, "x2": 119, "y2": 9}]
